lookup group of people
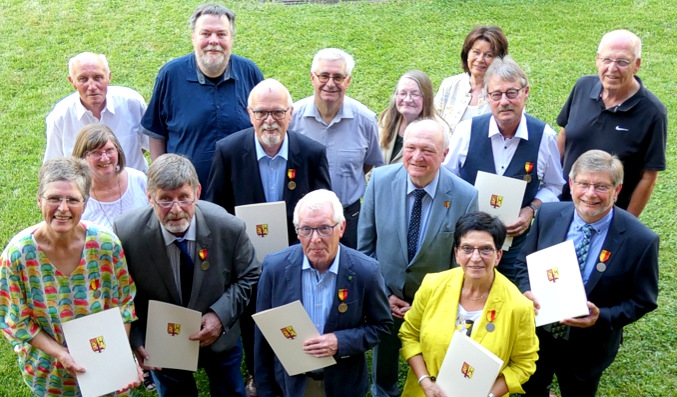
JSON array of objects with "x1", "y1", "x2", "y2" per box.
[{"x1": 0, "y1": 2, "x2": 665, "y2": 397}]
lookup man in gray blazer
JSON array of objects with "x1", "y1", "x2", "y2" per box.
[
  {"x1": 358, "y1": 119, "x2": 478, "y2": 397},
  {"x1": 114, "y1": 154, "x2": 260, "y2": 397}
]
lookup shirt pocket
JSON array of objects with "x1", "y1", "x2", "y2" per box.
[{"x1": 337, "y1": 148, "x2": 364, "y2": 176}]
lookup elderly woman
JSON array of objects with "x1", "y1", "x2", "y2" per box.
[
  {"x1": 399, "y1": 212, "x2": 538, "y2": 397},
  {"x1": 0, "y1": 157, "x2": 140, "y2": 396},
  {"x1": 434, "y1": 26, "x2": 508, "y2": 132},
  {"x1": 379, "y1": 70, "x2": 448, "y2": 164},
  {"x1": 72, "y1": 123, "x2": 148, "y2": 230}
]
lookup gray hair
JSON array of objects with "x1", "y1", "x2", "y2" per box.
[
  {"x1": 38, "y1": 157, "x2": 92, "y2": 201},
  {"x1": 569, "y1": 150, "x2": 624, "y2": 187},
  {"x1": 598, "y1": 29, "x2": 642, "y2": 58},
  {"x1": 293, "y1": 189, "x2": 345, "y2": 228},
  {"x1": 247, "y1": 78, "x2": 293, "y2": 108},
  {"x1": 147, "y1": 154, "x2": 200, "y2": 194},
  {"x1": 484, "y1": 54, "x2": 528, "y2": 89},
  {"x1": 403, "y1": 118, "x2": 450, "y2": 152},
  {"x1": 71, "y1": 123, "x2": 127, "y2": 173},
  {"x1": 310, "y1": 48, "x2": 355, "y2": 76},
  {"x1": 68, "y1": 52, "x2": 110, "y2": 79},
  {"x1": 189, "y1": 3, "x2": 236, "y2": 35}
]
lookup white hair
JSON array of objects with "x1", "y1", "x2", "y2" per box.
[
  {"x1": 68, "y1": 52, "x2": 110, "y2": 78},
  {"x1": 293, "y1": 189, "x2": 345, "y2": 227},
  {"x1": 598, "y1": 29, "x2": 642, "y2": 58},
  {"x1": 310, "y1": 48, "x2": 355, "y2": 76}
]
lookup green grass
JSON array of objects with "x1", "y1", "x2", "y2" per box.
[{"x1": 1, "y1": 0, "x2": 676, "y2": 396}]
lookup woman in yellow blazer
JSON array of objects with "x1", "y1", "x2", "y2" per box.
[{"x1": 399, "y1": 212, "x2": 538, "y2": 397}]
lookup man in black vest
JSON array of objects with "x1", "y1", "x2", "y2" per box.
[{"x1": 443, "y1": 55, "x2": 565, "y2": 283}]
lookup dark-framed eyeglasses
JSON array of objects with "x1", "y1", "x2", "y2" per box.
[
  {"x1": 41, "y1": 196, "x2": 85, "y2": 207},
  {"x1": 296, "y1": 223, "x2": 339, "y2": 238},
  {"x1": 572, "y1": 181, "x2": 614, "y2": 193},
  {"x1": 87, "y1": 147, "x2": 117, "y2": 160},
  {"x1": 250, "y1": 108, "x2": 290, "y2": 120},
  {"x1": 487, "y1": 86, "x2": 525, "y2": 101},
  {"x1": 153, "y1": 198, "x2": 196, "y2": 209},
  {"x1": 458, "y1": 245, "x2": 496, "y2": 257},
  {"x1": 313, "y1": 72, "x2": 347, "y2": 84}
]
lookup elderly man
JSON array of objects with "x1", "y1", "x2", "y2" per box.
[
  {"x1": 358, "y1": 118, "x2": 478, "y2": 397},
  {"x1": 255, "y1": 189, "x2": 392, "y2": 397},
  {"x1": 141, "y1": 3, "x2": 264, "y2": 185},
  {"x1": 114, "y1": 154, "x2": 260, "y2": 397},
  {"x1": 290, "y1": 48, "x2": 383, "y2": 249},
  {"x1": 557, "y1": 30, "x2": 667, "y2": 217},
  {"x1": 515, "y1": 150, "x2": 659, "y2": 397},
  {"x1": 45, "y1": 52, "x2": 149, "y2": 172},
  {"x1": 444, "y1": 55, "x2": 565, "y2": 283}
]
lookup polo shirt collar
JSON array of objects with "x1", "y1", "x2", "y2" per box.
[
  {"x1": 588, "y1": 75, "x2": 646, "y2": 112},
  {"x1": 193, "y1": 53, "x2": 233, "y2": 85},
  {"x1": 488, "y1": 113, "x2": 529, "y2": 140},
  {"x1": 254, "y1": 132, "x2": 289, "y2": 161}
]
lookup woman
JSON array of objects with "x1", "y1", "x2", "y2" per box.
[
  {"x1": 0, "y1": 157, "x2": 140, "y2": 395},
  {"x1": 72, "y1": 123, "x2": 148, "y2": 230},
  {"x1": 434, "y1": 26, "x2": 509, "y2": 133},
  {"x1": 379, "y1": 70, "x2": 448, "y2": 164},
  {"x1": 399, "y1": 212, "x2": 538, "y2": 397}
]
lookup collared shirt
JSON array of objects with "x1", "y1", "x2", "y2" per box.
[
  {"x1": 44, "y1": 86, "x2": 149, "y2": 173},
  {"x1": 254, "y1": 133, "x2": 289, "y2": 203},
  {"x1": 444, "y1": 113, "x2": 565, "y2": 203},
  {"x1": 160, "y1": 215, "x2": 197, "y2": 304},
  {"x1": 406, "y1": 171, "x2": 440, "y2": 249},
  {"x1": 567, "y1": 209, "x2": 613, "y2": 284},
  {"x1": 301, "y1": 247, "x2": 341, "y2": 334},
  {"x1": 290, "y1": 96, "x2": 383, "y2": 206}
]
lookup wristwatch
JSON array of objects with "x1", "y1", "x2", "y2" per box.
[{"x1": 528, "y1": 203, "x2": 538, "y2": 216}]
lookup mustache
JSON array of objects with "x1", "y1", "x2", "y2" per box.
[
  {"x1": 203, "y1": 45, "x2": 224, "y2": 53},
  {"x1": 262, "y1": 122, "x2": 280, "y2": 130},
  {"x1": 165, "y1": 213, "x2": 189, "y2": 221},
  {"x1": 498, "y1": 105, "x2": 515, "y2": 112}
]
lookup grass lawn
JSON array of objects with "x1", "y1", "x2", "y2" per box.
[{"x1": 1, "y1": 0, "x2": 675, "y2": 396}]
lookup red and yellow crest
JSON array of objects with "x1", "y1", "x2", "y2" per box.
[
  {"x1": 489, "y1": 194, "x2": 503, "y2": 208},
  {"x1": 90, "y1": 336, "x2": 106, "y2": 353},
  {"x1": 599, "y1": 250, "x2": 611, "y2": 262},
  {"x1": 524, "y1": 162, "x2": 534, "y2": 174},
  {"x1": 167, "y1": 323, "x2": 181, "y2": 336},
  {"x1": 256, "y1": 224, "x2": 269, "y2": 238},
  {"x1": 280, "y1": 326, "x2": 297, "y2": 340},
  {"x1": 461, "y1": 361, "x2": 474, "y2": 378},
  {"x1": 547, "y1": 267, "x2": 559, "y2": 282}
]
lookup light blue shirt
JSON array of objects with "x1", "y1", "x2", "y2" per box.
[
  {"x1": 301, "y1": 246, "x2": 341, "y2": 334},
  {"x1": 567, "y1": 209, "x2": 613, "y2": 284},
  {"x1": 406, "y1": 171, "x2": 440, "y2": 252},
  {"x1": 255, "y1": 133, "x2": 289, "y2": 203}
]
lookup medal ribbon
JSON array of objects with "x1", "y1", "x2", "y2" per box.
[
  {"x1": 524, "y1": 162, "x2": 534, "y2": 174},
  {"x1": 486, "y1": 309, "x2": 496, "y2": 323},
  {"x1": 599, "y1": 250, "x2": 610, "y2": 262},
  {"x1": 199, "y1": 249, "x2": 208, "y2": 260},
  {"x1": 338, "y1": 289, "x2": 348, "y2": 301}
]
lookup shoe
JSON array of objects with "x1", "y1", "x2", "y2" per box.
[
  {"x1": 143, "y1": 370, "x2": 156, "y2": 392},
  {"x1": 246, "y1": 375, "x2": 257, "y2": 397}
]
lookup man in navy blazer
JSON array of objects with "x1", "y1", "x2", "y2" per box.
[
  {"x1": 515, "y1": 150, "x2": 659, "y2": 397},
  {"x1": 357, "y1": 119, "x2": 478, "y2": 397},
  {"x1": 255, "y1": 189, "x2": 392, "y2": 397}
]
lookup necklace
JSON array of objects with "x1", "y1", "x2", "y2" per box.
[
  {"x1": 461, "y1": 289, "x2": 489, "y2": 301},
  {"x1": 91, "y1": 173, "x2": 122, "y2": 227}
]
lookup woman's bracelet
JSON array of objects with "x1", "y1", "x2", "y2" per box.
[{"x1": 417, "y1": 374, "x2": 432, "y2": 385}]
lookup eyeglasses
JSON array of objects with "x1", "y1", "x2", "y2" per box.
[
  {"x1": 296, "y1": 223, "x2": 339, "y2": 238},
  {"x1": 153, "y1": 198, "x2": 196, "y2": 209},
  {"x1": 458, "y1": 245, "x2": 496, "y2": 257},
  {"x1": 313, "y1": 73, "x2": 347, "y2": 84},
  {"x1": 396, "y1": 91, "x2": 422, "y2": 100},
  {"x1": 42, "y1": 196, "x2": 85, "y2": 207},
  {"x1": 487, "y1": 87, "x2": 525, "y2": 101},
  {"x1": 573, "y1": 181, "x2": 614, "y2": 193},
  {"x1": 250, "y1": 108, "x2": 290, "y2": 120},
  {"x1": 87, "y1": 147, "x2": 117, "y2": 160},
  {"x1": 599, "y1": 57, "x2": 633, "y2": 68}
]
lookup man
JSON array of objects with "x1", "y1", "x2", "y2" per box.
[
  {"x1": 557, "y1": 29, "x2": 667, "y2": 217},
  {"x1": 45, "y1": 52, "x2": 149, "y2": 172},
  {"x1": 255, "y1": 189, "x2": 392, "y2": 397},
  {"x1": 444, "y1": 55, "x2": 565, "y2": 283},
  {"x1": 358, "y1": 118, "x2": 478, "y2": 397},
  {"x1": 141, "y1": 3, "x2": 264, "y2": 185},
  {"x1": 290, "y1": 48, "x2": 383, "y2": 249},
  {"x1": 114, "y1": 154, "x2": 260, "y2": 397},
  {"x1": 205, "y1": 78, "x2": 332, "y2": 244},
  {"x1": 515, "y1": 150, "x2": 659, "y2": 397}
]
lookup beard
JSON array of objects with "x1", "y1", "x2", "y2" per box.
[
  {"x1": 197, "y1": 45, "x2": 228, "y2": 76},
  {"x1": 259, "y1": 122, "x2": 283, "y2": 147},
  {"x1": 161, "y1": 213, "x2": 191, "y2": 235}
]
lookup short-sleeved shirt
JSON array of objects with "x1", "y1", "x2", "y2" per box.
[
  {"x1": 141, "y1": 53, "x2": 264, "y2": 185},
  {"x1": 0, "y1": 222, "x2": 137, "y2": 396},
  {"x1": 557, "y1": 75, "x2": 667, "y2": 208},
  {"x1": 290, "y1": 96, "x2": 383, "y2": 206}
]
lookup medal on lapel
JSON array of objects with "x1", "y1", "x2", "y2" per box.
[
  {"x1": 199, "y1": 249, "x2": 209, "y2": 270},
  {"x1": 485, "y1": 309, "x2": 496, "y2": 332},
  {"x1": 338, "y1": 289, "x2": 348, "y2": 313},
  {"x1": 523, "y1": 162, "x2": 534, "y2": 183},
  {"x1": 287, "y1": 169, "x2": 297, "y2": 190},
  {"x1": 596, "y1": 250, "x2": 610, "y2": 272}
]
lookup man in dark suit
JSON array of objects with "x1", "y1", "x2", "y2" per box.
[
  {"x1": 114, "y1": 154, "x2": 260, "y2": 397},
  {"x1": 357, "y1": 118, "x2": 478, "y2": 397},
  {"x1": 515, "y1": 150, "x2": 659, "y2": 397},
  {"x1": 255, "y1": 189, "x2": 392, "y2": 397}
]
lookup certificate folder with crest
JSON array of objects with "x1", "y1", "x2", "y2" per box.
[
  {"x1": 252, "y1": 300, "x2": 336, "y2": 375},
  {"x1": 235, "y1": 201, "x2": 289, "y2": 262},
  {"x1": 144, "y1": 300, "x2": 201, "y2": 371},
  {"x1": 62, "y1": 308, "x2": 138, "y2": 397},
  {"x1": 527, "y1": 240, "x2": 589, "y2": 327},
  {"x1": 436, "y1": 332, "x2": 504, "y2": 397},
  {"x1": 474, "y1": 171, "x2": 527, "y2": 250}
]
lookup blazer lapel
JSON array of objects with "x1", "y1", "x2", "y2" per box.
[
  {"x1": 472, "y1": 274, "x2": 504, "y2": 345},
  {"x1": 283, "y1": 247, "x2": 304, "y2": 304},
  {"x1": 392, "y1": 168, "x2": 409, "y2": 265},
  {"x1": 145, "y1": 216, "x2": 182, "y2": 304},
  {"x1": 585, "y1": 209, "x2": 625, "y2": 293},
  {"x1": 415, "y1": 172, "x2": 454, "y2": 260},
  {"x1": 324, "y1": 248, "x2": 355, "y2": 333},
  {"x1": 190, "y1": 205, "x2": 212, "y2": 307},
  {"x1": 241, "y1": 133, "x2": 267, "y2": 204},
  {"x1": 282, "y1": 133, "x2": 299, "y2": 205}
]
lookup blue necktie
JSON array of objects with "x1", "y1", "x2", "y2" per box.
[
  {"x1": 174, "y1": 239, "x2": 194, "y2": 306},
  {"x1": 575, "y1": 224, "x2": 595, "y2": 271},
  {"x1": 407, "y1": 189, "x2": 426, "y2": 262}
]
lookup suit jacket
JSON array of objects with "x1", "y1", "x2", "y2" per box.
[
  {"x1": 254, "y1": 244, "x2": 393, "y2": 397},
  {"x1": 113, "y1": 201, "x2": 261, "y2": 353},
  {"x1": 204, "y1": 128, "x2": 331, "y2": 245},
  {"x1": 357, "y1": 164, "x2": 478, "y2": 300},
  {"x1": 515, "y1": 202, "x2": 659, "y2": 375},
  {"x1": 399, "y1": 268, "x2": 539, "y2": 396}
]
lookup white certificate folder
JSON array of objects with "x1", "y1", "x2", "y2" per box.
[
  {"x1": 437, "y1": 332, "x2": 504, "y2": 397},
  {"x1": 235, "y1": 201, "x2": 289, "y2": 262},
  {"x1": 62, "y1": 308, "x2": 138, "y2": 397},
  {"x1": 474, "y1": 171, "x2": 527, "y2": 250},
  {"x1": 527, "y1": 240, "x2": 589, "y2": 326},
  {"x1": 252, "y1": 300, "x2": 336, "y2": 375},
  {"x1": 144, "y1": 300, "x2": 202, "y2": 371}
]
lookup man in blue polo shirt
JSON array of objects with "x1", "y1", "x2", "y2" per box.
[{"x1": 141, "y1": 3, "x2": 263, "y2": 186}]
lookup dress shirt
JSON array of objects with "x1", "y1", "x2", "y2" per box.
[
  {"x1": 444, "y1": 113, "x2": 565, "y2": 203},
  {"x1": 302, "y1": 247, "x2": 341, "y2": 334},
  {"x1": 160, "y1": 215, "x2": 197, "y2": 304},
  {"x1": 254, "y1": 133, "x2": 289, "y2": 203},
  {"x1": 567, "y1": 210, "x2": 613, "y2": 284},
  {"x1": 406, "y1": 171, "x2": 440, "y2": 249}
]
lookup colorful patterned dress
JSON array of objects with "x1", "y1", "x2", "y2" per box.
[{"x1": 0, "y1": 221, "x2": 137, "y2": 396}]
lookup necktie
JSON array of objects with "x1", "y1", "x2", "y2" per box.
[
  {"x1": 174, "y1": 239, "x2": 194, "y2": 306},
  {"x1": 575, "y1": 224, "x2": 595, "y2": 271},
  {"x1": 407, "y1": 189, "x2": 426, "y2": 262}
]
